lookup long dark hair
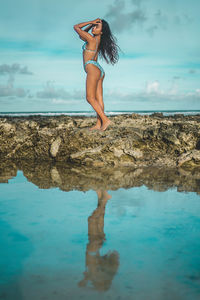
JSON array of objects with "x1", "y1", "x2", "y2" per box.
[{"x1": 98, "y1": 19, "x2": 122, "y2": 65}]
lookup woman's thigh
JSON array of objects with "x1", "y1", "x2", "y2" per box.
[
  {"x1": 96, "y1": 73, "x2": 105, "y2": 99},
  {"x1": 86, "y1": 66, "x2": 101, "y2": 100},
  {"x1": 85, "y1": 63, "x2": 101, "y2": 79}
]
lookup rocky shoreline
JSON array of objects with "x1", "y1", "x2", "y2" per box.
[{"x1": 0, "y1": 113, "x2": 200, "y2": 169}]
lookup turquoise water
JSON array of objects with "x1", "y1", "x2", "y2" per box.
[
  {"x1": 0, "y1": 110, "x2": 200, "y2": 117},
  {"x1": 0, "y1": 169, "x2": 200, "y2": 299}
]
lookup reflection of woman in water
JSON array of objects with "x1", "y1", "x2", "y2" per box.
[
  {"x1": 78, "y1": 189, "x2": 119, "y2": 291},
  {"x1": 73, "y1": 18, "x2": 120, "y2": 131}
]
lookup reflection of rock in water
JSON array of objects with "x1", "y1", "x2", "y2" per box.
[
  {"x1": 78, "y1": 190, "x2": 119, "y2": 291},
  {"x1": 1, "y1": 160, "x2": 200, "y2": 195}
]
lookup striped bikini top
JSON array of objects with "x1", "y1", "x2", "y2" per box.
[{"x1": 82, "y1": 36, "x2": 98, "y2": 59}]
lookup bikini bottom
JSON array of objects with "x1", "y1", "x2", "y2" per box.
[{"x1": 84, "y1": 60, "x2": 105, "y2": 78}]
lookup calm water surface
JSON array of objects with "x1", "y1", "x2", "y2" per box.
[{"x1": 0, "y1": 167, "x2": 200, "y2": 300}]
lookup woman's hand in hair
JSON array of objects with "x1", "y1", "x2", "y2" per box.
[{"x1": 92, "y1": 18, "x2": 102, "y2": 25}]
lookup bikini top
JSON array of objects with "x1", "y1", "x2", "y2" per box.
[{"x1": 82, "y1": 36, "x2": 98, "y2": 59}]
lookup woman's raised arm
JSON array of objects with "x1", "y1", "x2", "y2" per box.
[
  {"x1": 84, "y1": 24, "x2": 93, "y2": 33},
  {"x1": 74, "y1": 18, "x2": 101, "y2": 28},
  {"x1": 74, "y1": 20, "x2": 94, "y2": 29},
  {"x1": 73, "y1": 20, "x2": 95, "y2": 42},
  {"x1": 73, "y1": 19, "x2": 102, "y2": 42}
]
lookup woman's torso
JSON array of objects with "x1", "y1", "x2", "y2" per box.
[{"x1": 82, "y1": 36, "x2": 99, "y2": 65}]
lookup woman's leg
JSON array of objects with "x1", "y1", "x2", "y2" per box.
[
  {"x1": 89, "y1": 73, "x2": 105, "y2": 130},
  {"x1": 86, "y1": 65, "x2": 111, "y2": 130}
]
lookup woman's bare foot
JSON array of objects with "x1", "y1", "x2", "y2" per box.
[
  {"x1": 89, "y1": 124, "x2": 101, "y2": 131},
  {"x1": 100, "y1": 119, "x2": 113, "y2": 131}
]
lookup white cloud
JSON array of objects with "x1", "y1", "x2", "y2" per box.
[
  {"x1": 104, "y1": 83, "x2": 200, "y2": 104},
  {"x1": 36, "y1": 81, "x2": 70, "y2": 99},
  {"x1": 0, "y1": 82, "x2": 28, "y2": 98},
  {"x1": 0, "y1": 63, "x2": 33, "y2": 97},
  {"x1": 0, "y1": 63, "x2": 33, "y2": 76},
  {"x1": 36, "y1": 81, "x2": 84, "y2": 101},
  {"x1": 196, "y1": 89, "x2": 200, "y2": 95},
  {"x1": 145, "y1": 80, "x2": 164, "y2": 95}
]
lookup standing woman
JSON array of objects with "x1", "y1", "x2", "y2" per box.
[{"x1": 73, "y1": 18, "x2": 119, "y2": 131}]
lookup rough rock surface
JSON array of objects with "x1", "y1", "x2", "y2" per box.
[
  {"x1": 0, "y1": 159, "x2": 199, "y2": 194},
  {"x1": 0, "y1": 113, "x2": 200, "y2": 168}
]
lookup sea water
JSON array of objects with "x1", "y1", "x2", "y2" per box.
[
  {"x1": 0, "y1": 167, "x2": 200, "y2": 300},
  {"x1": 0, "y1": 110, "x2": 200, "y2": 117}
]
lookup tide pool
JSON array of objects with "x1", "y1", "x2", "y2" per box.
[{"x1": 0, "y1": 168, "x2": 200, "y2": 300}]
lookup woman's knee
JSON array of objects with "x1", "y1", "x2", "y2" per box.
[
  {"x1": 86, "y1": 77, "x2": 99, "y2": 103},
  {"x1": 86, "y1": 96, "x2": 96, "y2": 104}
]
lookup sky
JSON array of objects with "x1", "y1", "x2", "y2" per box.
[{"x1": 0, "y1": 0, "x2": 200, "y2": 112}]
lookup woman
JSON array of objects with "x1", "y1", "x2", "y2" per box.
[{"x1": 73, "y1": 18, "x2": 119, "y2": 131}]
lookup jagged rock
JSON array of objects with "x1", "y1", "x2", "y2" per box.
[
  {"x1": 177, "y1": 150, "x2": 200, "y2": 168},
  {"x1": 50, "y1": 136, "x2": 62, "y2": 158},
  {"x1": 0, "y1": 114, "x2": 200, "y2": 168}
]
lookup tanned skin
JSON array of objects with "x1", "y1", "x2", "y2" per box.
[{"x1": 73, "y1": 18, "x2": 112, "y2": 131}]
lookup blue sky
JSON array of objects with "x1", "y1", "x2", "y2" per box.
[{"x1": 0, "y1": 0, "x2": 200, "y2": 112}]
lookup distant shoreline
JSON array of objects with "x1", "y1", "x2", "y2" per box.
[{"x1": 0, "y1": 110, "x2": 200, "y2": 118}]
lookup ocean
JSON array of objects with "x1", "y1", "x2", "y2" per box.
[{"x1": 0, "y1": 110, "x2": 200, "y2": 117}]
